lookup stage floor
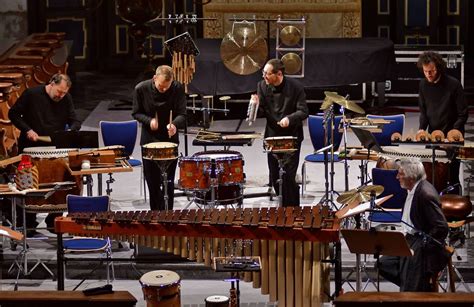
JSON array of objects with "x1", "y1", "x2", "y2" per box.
[{"x1": 2, "y1": 71, "x2": 474, "y2": 306}]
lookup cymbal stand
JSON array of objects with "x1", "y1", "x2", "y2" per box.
[
  {"x1": 339, "y1": 105, "x2": 350, "y2": 192},
  {"x1": 207, "y1": 159, "x2": 220, "y2": 208},
  {"x1": 319, "y1": 104, "x2": 339, "y2": 210},
  {"x1": 342, "y1": 192, "x2": 378, "y2": 292}
]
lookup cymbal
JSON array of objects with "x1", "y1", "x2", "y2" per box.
[
  {"x1": 336, "y1": 185, "x2": 384, "y2": 205},
  {"x1": 320, "y1": 97, "x2": 333, "y2": 110},
  {"x1": 324, "y1": 91, "x2": 365, "y2": 114},
  {"x1": 220, "y1": 22, "x2": 268, "y2": 75},
  {"x1": 280, "y1": 25, "x2": 301, "y2": 46},
  {"x1": 324, "y1": 91, "x2": 346, "y2": 103},
  {"x1": 281, "y1": 52, "x2": 302, "y2": 74}
]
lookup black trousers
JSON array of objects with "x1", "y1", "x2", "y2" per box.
[
  {"x1": 377, "y1": 234, "x2": 433, "y2": 291},
  {"x1": 143, "y1": 158, "x2": 177, "y2": 211},
  {"x1": 267, "y1": 148, "x2": 301, "y2": 207}
]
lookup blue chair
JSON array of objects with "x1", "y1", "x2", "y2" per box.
[
  {"x1": 301, "y1": 114, "x2": 343, "y2": 196},
  {"x1": 366, "y1": 114, "x2": 405, "y2": 146},
  {"x1": 99, "y1": 120, "x2": 146, "y2": 199},
  {"x1": 63, "y1": 195, "x2": 114, "y2": 283},
  {"x1": 368, "y1": 167, "x2": 407, "y2": 225}
]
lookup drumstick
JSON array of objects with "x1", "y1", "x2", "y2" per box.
[
  {"x1": 168, "y1": 110, "x2": 173, "y2": 138},
  {"x1": 155, "y1": 111, "x2": 159, "y2": 129}
]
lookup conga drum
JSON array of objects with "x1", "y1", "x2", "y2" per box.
[
  {"x1": 140, "y1": 270, "x2": 181, "y2": 307},
  {"x1": 205, "y1": 295, "x2": 230, "y2": 307}
]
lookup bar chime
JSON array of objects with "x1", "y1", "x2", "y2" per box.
[{"x1": 164, "y1": 32, "x2": 200, "y2": 93}]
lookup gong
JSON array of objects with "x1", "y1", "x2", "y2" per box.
[
  {"x1": 220, "y1": 21, "x2": 268, "y2": 75},
  {"x1": 281, "y1": 52, "x2": 302, "y2": 75}
]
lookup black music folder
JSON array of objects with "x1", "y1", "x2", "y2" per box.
[
  {"x1": 351, "y1": 126, "x2": 383, "y2": 153},
  {"x1": 52, "y1": 130, "x2": 99, "y2": 149}
]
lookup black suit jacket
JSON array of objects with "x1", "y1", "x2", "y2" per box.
[
  {"x1": 410, "y1": 180, "x2": 449, "y2": 273},
  {"x1": 256, "y1": 77, "x2": 308, "y2": 143}
]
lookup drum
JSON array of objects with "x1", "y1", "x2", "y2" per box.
[
  {"x1": 22, "y1": 147, "x2": 82, "y2": 207},
  {"x1": 178, "y1": 150, "x2": 244, "y2": 190},
  {"x1": 264, "y1": 136, "x2": 297, "y2": 152},
  {"x1": 142, "y1": 142, "x2": 178, "y2": 160},
  {"x1": 458, "y1": 146, "x2": 474, "y2": 160},
  {"x1": 205, "y1": 295, "x2": 230, "y2": 307},
  {"x1": 440, "y1": 194, "x2": 472, "y2": 222},
  {"x1": 195, "y1": 184, "x2": 243, "y2": 206},
  {"x1": 140, "y1": 270, "x2": 181, "y2": 307}
]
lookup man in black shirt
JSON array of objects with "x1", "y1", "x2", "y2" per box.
[
  {"x1": 8, "y1": 73, "x2": 81, "y2": 234},
  {"x1": 417, "y1": 51, "x2": 467, "y2": 194},
  {"x1": 132, "y1": 65, "x2": 186, "y2": 211},
  {"x1": 9, "y1": 73, "x2": 81, "y2": 151},
  {"x1": 251, "y1": 59, "x2": 308, "y2": 206}
]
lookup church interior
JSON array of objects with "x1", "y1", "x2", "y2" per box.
[{"x1": 1, "y1": 0, "x2": 474, "y2": 306}]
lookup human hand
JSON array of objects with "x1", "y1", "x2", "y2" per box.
[
  {"x1": 277, "y1": 117, "x2": 290, "y2": 128},
  {"x1": 167, "y1": 123, "x2": 177, "y2": 137},
  {"x1": 26, "y1": 129, "x2": 39, "y2": 141},
  {"x1": 150, "y1": 118, "x2": 159, "y2": 131}
]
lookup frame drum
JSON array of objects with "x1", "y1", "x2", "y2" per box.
[
  {"x1": 140, "y1": 270, "x2": 181, "y2": 307},
  {"x1": 205, "y1": 295, "x2": 230, "y2": 307},
  {"x1": 142, "y1": 142, "x2": 178, "y2": 160},
  {"x1": 264, "y1": 136, "x2": 297, "y2": 152}
]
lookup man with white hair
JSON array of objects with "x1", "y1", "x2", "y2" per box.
[{"x1": 377, "y1": 158, "x2": 449, "y2": 291}]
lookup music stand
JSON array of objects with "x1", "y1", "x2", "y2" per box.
[
  {"x1": 351, "y1": 126, "x2": 383, "y2": 153},
  {"x1": 341, "y1": 229, "x2": 413, "y2": 291}
]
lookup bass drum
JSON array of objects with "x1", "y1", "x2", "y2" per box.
[{"x1": 194, "y1": 184, "x2": 242, "y2": 206}]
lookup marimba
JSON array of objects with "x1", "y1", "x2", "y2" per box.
[{"x1": 55, "y1": 206, "x2": 341, "y2": 307}]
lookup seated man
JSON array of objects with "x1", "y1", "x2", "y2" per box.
[{"x1": 377, "y1": 158, "x2": 450, "y2": 291}]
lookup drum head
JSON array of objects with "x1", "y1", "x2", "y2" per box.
[
  {"x1": 140, "y1": 270, "x2": 180, "y2": 287},
  {"x1": 205, "y1": 295, "x2": 229, "y2": 302},
  {"x1": 193, "y1": 150, "x2": 242, "y2": 160},
  {"x1": 143, "y1": 142, "x2": 177, "y2": 148},
  {"x1": 264, "y1": 136, "x2": 297, "y2": 141}
]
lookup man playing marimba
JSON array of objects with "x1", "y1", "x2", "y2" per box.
[{"x1": 417, "y1": 51, "x2": 467, "y2": 194}]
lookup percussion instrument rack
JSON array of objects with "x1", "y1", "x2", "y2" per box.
[{"x1": 55, "y1": 206, "x2": 342, "y2": 293}]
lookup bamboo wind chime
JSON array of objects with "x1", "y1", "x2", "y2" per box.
[{"x1": 172, "y1": 51, "x2": 195, "y2": 93}]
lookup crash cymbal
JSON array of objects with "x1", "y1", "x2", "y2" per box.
[
  {"x1": 324, "y1": 91, "x2": 365, "y2": 114},
  {"x1": 336, "y1": 185, "x2": 384, "y2": 205},
  {"x1": 336, "y1": 99, "x2": 365, "y2": 114},
  {"x1": 280, "y1": 25, "x2": 301, "y2": 46},
  {"x1": 324, "y1": 91, "x2": 347, "y2": 103},
  {"x1": 320, "y1": 97, "x2": 333, "y2": 110},
  {"x1": 220, "y1": 22, "x2": 268, "y2": 75},
  {"x1": 281, "y1": 52, "x2": 302, "y2": 74}
]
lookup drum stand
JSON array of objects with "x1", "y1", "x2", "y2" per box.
[
  {"x1": 154, "y1": 158, "x2": 176, "y2": 211},
  {"x1": 271, "y1": 151, "x2": 294, "y2": 207}
]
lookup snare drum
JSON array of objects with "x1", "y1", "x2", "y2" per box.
[
  {"x1": 140, "y1": 270, "x2": 181, "y2": 307},
  {"x1": 264, "y1": 136, "x2": 297, "y2": 152},
  {"x1": 205, "y1": 295, "x2": 230, "y2": 307},
  {"x1": 142, "y1": 142, "x2": 178, "y2": 160}
]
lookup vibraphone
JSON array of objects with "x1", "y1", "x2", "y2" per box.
[{"x1": 55, "y1": 206, "x2": 341, "y2": 307}]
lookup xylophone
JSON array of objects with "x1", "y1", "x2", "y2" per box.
[{"x1": 56, "y1": 206, "x2": 341, "y2": 307}]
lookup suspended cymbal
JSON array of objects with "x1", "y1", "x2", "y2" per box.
[
  {"x1": 324, "y1": 91, "x2": 365, "y2": 114},
  {"x1": 220, "y1": 23, "x2": 268, "y2": 75},
  {"x1": 324, "y1": 91, "x2": 347, "y2": 103},
  {"x1": 280, "y1": 25, "x2": 301, "y2": 46},
  {"x1": 281, "y1": 52, "x2": 302, "y2": 75},
  {"x1": 336, "y1": 185, "x2": 384, "y2": 205},
  {"x1": 320, "y1": 97, "x2": 333, "y2": 110}
]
